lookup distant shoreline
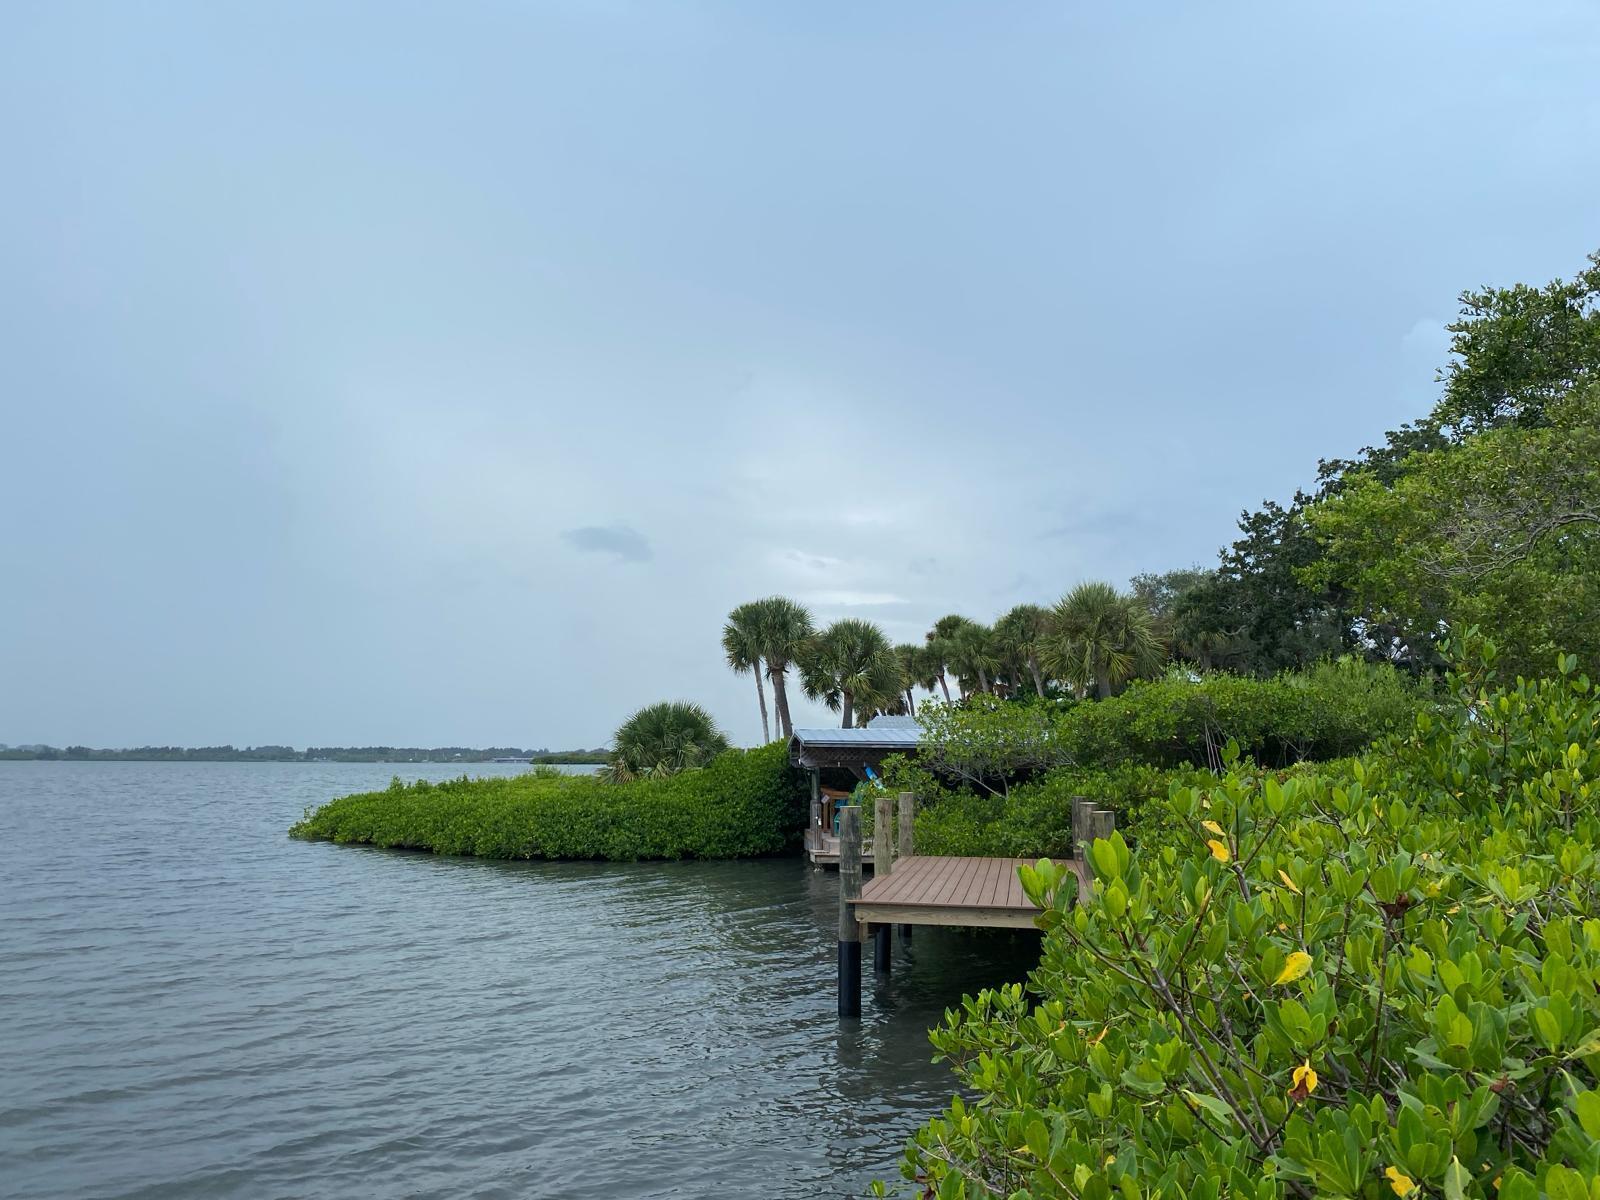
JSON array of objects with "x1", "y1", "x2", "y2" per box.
[{"x1": 0, "y1": 748, "x2": 609, "y2": 765}]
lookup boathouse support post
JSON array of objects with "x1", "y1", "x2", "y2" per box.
[
  {"x1": 837, "y1": 806, "x2": 863, "y2": 1017},
  {"x1": 872, "y1": 795, "x2": 893, "y2": 974},
  {"x1": 896, "y1": 792, "x2": 915, "y2": 941}
]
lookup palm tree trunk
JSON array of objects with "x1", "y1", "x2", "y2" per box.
[
  {"x1": 769, "y1": 664, "x2": 794, "y2": 740},
  {"x1": 753, "y1": 662, "x2": 771, "y2": 744},
  {"x1": 938, "y1": 672, "x2": 952, "y2": 703},
  {"x1": 977, "y1": 666, "x2": 990, "y2": 694},
  {"x1": 1028, "y1": 654, "x2": 1045, "y2": 698},
  {"x1": 841, "y1": 690, "x2": 854, "y2": 729},
  {"x1": 905, "y1": 687, "x2": 915, "y2": 715},
  {"x1": 1095, "y1": 667, "x2": 1112, "y2": 700}
]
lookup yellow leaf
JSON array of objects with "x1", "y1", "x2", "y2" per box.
[
  {"x1": 1202, "y1": 820, "x2": 1225, "y2": 836},
  {"x1": 1292, "y1": 1060, "x2": 1318, "y2": 1094},
  {"x1": 1386, "y1": 1167, "x2": 1416, "y2": 1197},
  {"x1": 1275, "y1": 951, "x2": 1313, "y2": 985},
  {"x1": 1277, "y1": 869, "x2": 1301, "y2": 894},
  {"x1": 1207, "y1": 839, "x2": 1231, "y2": 863}
]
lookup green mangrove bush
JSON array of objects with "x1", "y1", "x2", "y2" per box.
[
  {"x1": 289, "y1": 743, "x2": 805, "y2": 860},
  {"x1": 892, "y1": 643, "x2": 1600, "y2": 1199},
  {"x1": 913, "y1": 660, "x2": 1423, "y2": 792}
]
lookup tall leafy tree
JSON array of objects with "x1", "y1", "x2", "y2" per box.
[
  {"x1": 1432, "y1": 249, "x2": 1600, "y2": 436},
  {"x1": 1307, "y1": 382, "x2": 1600, "y2": 675},
  {"x1": 1168, "y1": 573, "x2": 1247, "y2": 671},
  {"x1": 721, "y1": 602, "x2": 769, "y2": 743},
  {"x1": 746, "y1": 596, "x2": 815, "y2": 741},
  {"x1": 1040, "y1": 581, "x2": 1163, "y2": 699},
  {"x1": 605, "y1": 701, "x2": 730, "y2": 782},
  {"x1": 801, "y1": 618, "x2": 903, "y2": 728}
]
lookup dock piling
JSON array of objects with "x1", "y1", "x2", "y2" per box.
[
  {"x1": 837, "y1": 806, "x2": 863, "y2": 1017},
  {"x1": 896, "y1": 792, "x2": 915, "y2": 941},
  {"x1": 872, "y1": 795, "x2": 894, "y2": 974}
]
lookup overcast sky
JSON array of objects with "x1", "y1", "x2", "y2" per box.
[{"x1": 3, "y1": 3, "x2": 1597, "y2": 749}]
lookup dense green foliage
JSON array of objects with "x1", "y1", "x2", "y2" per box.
[
  {"x1": 891, "y1": 643, "x2": 1600, "y2": 1199},
  {"x1": 1059, "y1": 661, "x2": 1424, "y2": 771},
  {"x1": 909, "y1": 765, "x2": 1213, "y2": 859},
  {"x1": 604, "y1": 701, "x2": 731, "y2": 782},
  {"x1": 1308, "y1": 383, "x2": 1600, "y2": 678},
  {"x1": 902, "y1": 661, "x2": 1421, "y2": 789},
  {"x1": 290, "y1": 743, "x2": 805, "y2": 860},
  {"x1": 879, "y1": 662, "x2": 1420, "y2": 861}
]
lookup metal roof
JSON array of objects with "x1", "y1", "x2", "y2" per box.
[{"x1": 789, "y1": 726, "x2": 922, "y2": 748}]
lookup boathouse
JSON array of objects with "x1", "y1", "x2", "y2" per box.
[{"x1": 789, "y1": 715, "x2": 922, "y2": 865}]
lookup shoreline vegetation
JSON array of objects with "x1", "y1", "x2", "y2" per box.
[
  {"x1": 0, "y1": 744, "x2": 609, "y2": 764},
  {"x1": 289, "y1": 742, "x2": 804, "y2": 860}
]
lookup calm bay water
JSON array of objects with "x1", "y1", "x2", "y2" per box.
[{"x1": 0, "y1": 762, "x2": 1039, "y2": 1199}]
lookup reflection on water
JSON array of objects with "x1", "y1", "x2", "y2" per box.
[{"x1": 0, "y1": 762, "x2": 1039, "y2": 1199}]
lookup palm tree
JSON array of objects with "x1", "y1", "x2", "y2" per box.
[
  {"x1": 1040, "y1": 582, "x2": 1164, "y2": 699},
  {"x1": 994, "y1": 603, "x2": 1051, "y2": 698},
  {"x1": 926, "y1": 614, "x2": 980, "y2": 698},
  {"x1": 605, "y1": 701, "x2": 731, "y2": 781},
  {"x1": 746, "y1": 596, "x2": 815, "y2": 741},
  {"x1": 800, "y1": 618, "x2": 903, "y2": 728},
  {"x1": 894, "y1": 643, "x2": 931, "y2": 714},
  {"x1": 922, "y1": 629, "x2": 956, "y2": 703},
  {"x1": 721, "y1": 602, "x2": 769, "y2": 743},
  {"x1": 945, "y1": 620, "x2": 1000, "y2": 697}
]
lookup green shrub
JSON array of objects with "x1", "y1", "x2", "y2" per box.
[
  {"x1": 288, "y1": 743, "x2": 805, "y2": 860},
  {"x1": 1059, "y1": 658, "x2": 1426, "y2": 769},
  {"x1": 891, "y1": 643, "x2": 1600, "y2": 1199},
  {"x1": 909, "y1": 765, "x2": 1211, "y2": 859},
  {"x1": 909, "y1": 661, "x2": 1423, "y2": 796}
]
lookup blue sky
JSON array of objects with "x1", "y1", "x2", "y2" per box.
[{"x1": 3, "y1": 2, "x2": 1598, "y2": 748}]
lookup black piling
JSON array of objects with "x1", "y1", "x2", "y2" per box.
[{"x1": 837, "y1": 805, "x2": 863, "y2": 1018}]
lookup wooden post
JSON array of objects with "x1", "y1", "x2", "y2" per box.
[
  {"x1": 809, "y1": 770, "x2": 821, "y2": 834},
  {"x1": 1071, "y1": 797, "x2": 1090, "y2": 860},
  {"x1": 897, "y1": 791, "x2": 915, "y2": 857},
  {"x1": 872, "y1": 795, "x2": 893, "y2": 973},
  {"x1": 838, "y1": 806, "x2": 863, "y2": 1017},
  {"x1": 897, "y1": 792, "x2": 915, "y2": 941},
  {"x1": 1088, "y1": 807, "x2": 1115, "y2": 847},
  {"x1": 873, "y1": 794, "x2": 894, "y2": 873}
]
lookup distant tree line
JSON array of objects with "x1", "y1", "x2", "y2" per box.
[{"x1": 0, "y1": 744, "x2": 610, "y2": 763}]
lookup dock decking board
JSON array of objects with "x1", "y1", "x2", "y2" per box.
[{"x1": 851, "y1": 855, "x2": 1045, "y2": 930}]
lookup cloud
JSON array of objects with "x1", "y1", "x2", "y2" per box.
[
  {"x1": 801, "y1": 590, "x2": 908, "y2": 607},
  {"x1": 779, "y1": 548, "x2": 844, "y2": 572},
  {"x1": 562, "y1": 524, "x2": 653, "y2": 563}
]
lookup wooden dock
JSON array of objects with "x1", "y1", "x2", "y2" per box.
[
  {"x1": 803, "y1": 825, "x2": 874, "y2": 867},
  {"x1": 834, "y1": 793, "x2": 1115, "y2": 1017},
  {"x1": 851, "y1": 854, "x2": 1039, "y2": 929}
]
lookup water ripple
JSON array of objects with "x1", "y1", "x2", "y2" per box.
[{"x1": 0, "y1": 761, "x2": 1039, "y2": 1198}]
